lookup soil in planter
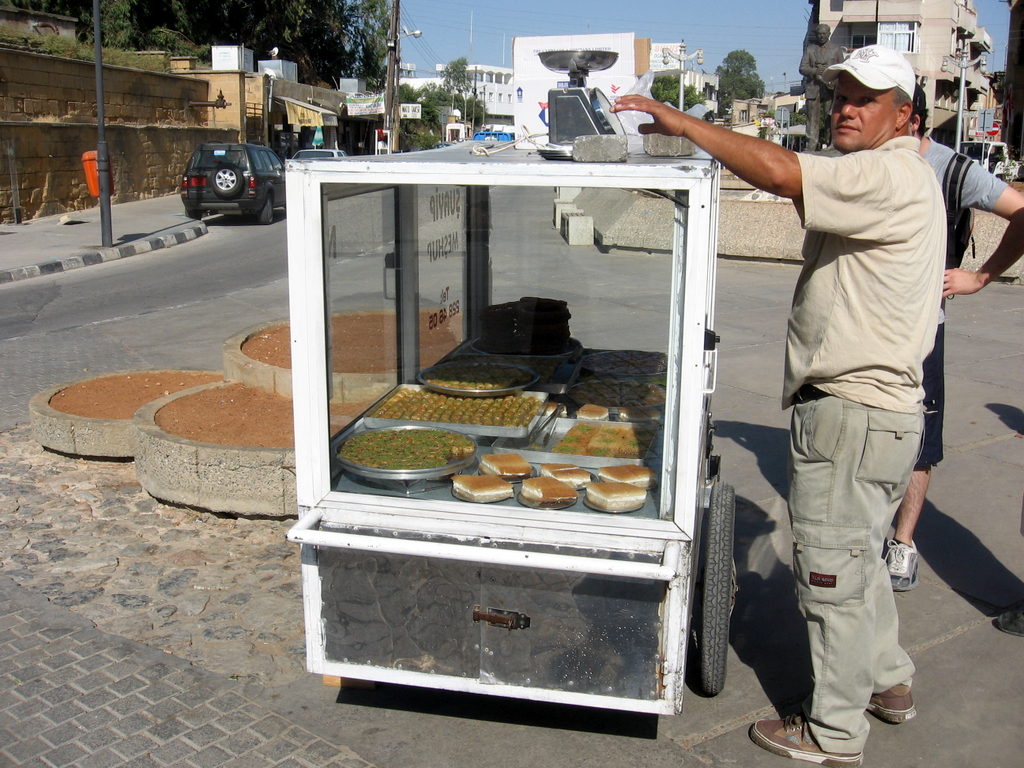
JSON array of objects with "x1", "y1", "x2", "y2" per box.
[
  {"x1": 154, "y1": 382, "x2": 371, "y2": 448},
  {"x1": 242, "y1": 310, "x2": 462, "y2": 372},
  {"x1": 48, "y1": 371, "x2": 223, "y2": 420}
]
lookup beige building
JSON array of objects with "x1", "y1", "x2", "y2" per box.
[
  {"x1": 1004, "y1": 0, "x2": 1024, "y2": 155},
  {"x1": 813, "y1": 0, "x2": 993, "y2": 147}
]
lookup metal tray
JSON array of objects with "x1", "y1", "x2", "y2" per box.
[
  {"x1": 363, "y1": 385, "x2": 548, "y2": 438},
  {"x1": 444, "y1": 352, "x2": 583, "y2": 394},
  {"x1": 335, "y1": 426, "x2": 478, "y2": 481},
  {"x1": 470, "y1": 336, "x2": 582, "y2": 360},
  {"x1": 490, "y1": 418, "x2": 657, "y2": 469},
  {"x1": 580, "y1": 350, "x2": 668, "y2": 379},
  {"x1": 417, "y1": 361, "x2": 538, "y2": 397}
]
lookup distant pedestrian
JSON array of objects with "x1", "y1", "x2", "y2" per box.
[{"x1": 884, "y1": 85, "x2": 1024, "y2": 592}]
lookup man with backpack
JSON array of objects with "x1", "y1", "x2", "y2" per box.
[{"x1": 885, "y1": 86, "x2": 1024, "y2": 611}]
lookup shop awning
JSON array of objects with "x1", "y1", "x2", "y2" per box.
[{"x1": 276, "y1": 96, "x2": 338, "y2": 127}]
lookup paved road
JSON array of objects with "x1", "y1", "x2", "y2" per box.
[{"x1": 0, "y1": 214, "x2": 290, "y2": 432}]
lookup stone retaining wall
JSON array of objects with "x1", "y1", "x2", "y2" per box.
[
  {"x1": 1, "y1": 121, "x2": 237, "y2": 219},
  {"x1": 718, "y1": 196, "x2": 1024, "y2": 282},
  {"x1": 0, "y1": 48, "x2": 241, "y2": 221}
]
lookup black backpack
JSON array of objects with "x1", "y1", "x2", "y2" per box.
[{"x1": 941, "y1": 152, "x2": 976, "y2": 270}]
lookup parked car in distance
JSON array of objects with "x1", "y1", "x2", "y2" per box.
[
  {"x1": 291, "y1": 148, "x2": 349, "y2": 159},
  {"x1": 960, "y1": 140, "x2": 1021, "y2": 181},
  {"x1": 180, "y1": 143, "x2": 285, "y2": 225},
  {"x1": 472, "y1": 131, "x2": 515, "y2": 142}
]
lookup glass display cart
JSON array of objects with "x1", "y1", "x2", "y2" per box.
[{"x1": 284, "y1": 144, "x2": 735, "y2": 715}]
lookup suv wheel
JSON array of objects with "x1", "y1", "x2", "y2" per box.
[
  {"x1": 213, "y1": 165, "x2": 243, "y2": 198},
  {"x1": 256, "y1": 194, "x2": 274, "y2": 225}
]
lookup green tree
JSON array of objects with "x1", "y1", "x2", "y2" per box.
[
  {"x1": 650, "y1": 76, "x2": 706, "y2": 111},
  {"x1": 7, "y1": 0, "x2": 387, "y2": 88},
  {"x1": 442, "y1": 57, "x2": 472, "y2": 101},
  {"x1": 715, "y1": 49, "x2": 764, "y2": 117}
]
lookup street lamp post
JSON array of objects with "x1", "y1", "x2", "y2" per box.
[
  {"x1": 663, "y1": 40, "x2": 703, "y2": 111},
  {"x1": 92, "y1": 0, "x2": 112, "y2": 247},
  {"x1": 943, "y1": 45, "x2": 987, "y2": 153}
]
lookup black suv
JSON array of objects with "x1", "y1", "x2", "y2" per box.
[{"x1": 180, "y1": 143, "x2": 285, "y2": 225}]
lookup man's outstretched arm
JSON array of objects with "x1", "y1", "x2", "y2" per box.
[{"x1": 611, "y1": 95, "x2": 804, "y2": 212}]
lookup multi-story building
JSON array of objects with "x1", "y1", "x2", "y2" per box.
[
  {"x1": 1004, "y1": 0, "x2": 1024, "y2": 155},
  {"x1": 814, "y1": 0, "x2": 992, "y2": 148},
  {"x1": 399, "y1": 63, "x2": 515, "y2": 127}
]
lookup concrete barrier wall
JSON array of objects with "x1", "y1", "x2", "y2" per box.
[{"x1": 718, "y1": 197, "x2": 1023, "y2": 282}]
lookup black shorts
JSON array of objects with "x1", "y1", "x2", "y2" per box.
[{"x1": 918, "y1": 323, "x2": 945, "y2": 468}]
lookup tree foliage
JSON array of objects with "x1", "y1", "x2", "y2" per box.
[
  {"x1": 650, "y1": 76, "x2": 706, "y2": 111},
  {"x1": 715, "y1": 49, "x2": 765, "y2": 117},
  {"x1": 442, "y1": 57, "x2": 472, "y2": 98},
  {"x1": 6, "y1": 0, "x2": 387, "y2": 88}
]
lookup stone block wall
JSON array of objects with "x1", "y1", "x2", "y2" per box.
[
  {"x1": 0, "y1": 49, "x2": 211, "y2": 125},
  {"x1": 0, "y1": 122, "x2": 237, "y2": 220},
  {"x1": 0, "y1": 48, "x2": 244, "y2": 221}
]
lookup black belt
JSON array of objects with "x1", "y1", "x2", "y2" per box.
[{"x1": 794, "y1": 384, "x2": 829, "y2": 403}]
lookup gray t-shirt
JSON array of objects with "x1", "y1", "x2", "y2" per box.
[
  {"x1": 923, "y1": 139, "x2": 1006, "y2": 322},
  {"x1": 923, "y1": 139, "x2": 1006, "y2": 212}
]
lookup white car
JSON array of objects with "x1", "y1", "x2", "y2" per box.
[{"x1": 291, "y1": 148, "x2": 349, "y2": 160}]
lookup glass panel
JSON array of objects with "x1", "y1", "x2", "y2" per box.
[{"x1": 324, "y1": 182, "x2": 681, "y2": 522}]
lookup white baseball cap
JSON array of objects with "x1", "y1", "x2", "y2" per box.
[{"x1": 822, "y1": 45, "x2": 916, "y2": 97}]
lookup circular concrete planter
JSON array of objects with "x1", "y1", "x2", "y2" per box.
[
  {"x1": 222, "y1": 319, "x2": 397, "y2": 403},
  {"x1": 29, "y1": 370, "x2": 220, "y2": 459},
  {"x1": 132, "y1": 381, "x2": 296, "y2": 518}
]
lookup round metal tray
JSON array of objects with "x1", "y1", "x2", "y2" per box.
[
  {"x1": 336, "y1": 426, "x2": 478, "y2": 481},
  {"x1": 470, "y1": 336, "x2": 581, "y2": 359},
  {"x1": 580, "y1": 350, "x2": 668, "y2": 378},
  {"x1": 417, "y1": 362, "x2": 539, "y2": 397}
]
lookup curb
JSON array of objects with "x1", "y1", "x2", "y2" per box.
[{"x1": 0, "y1": 220, "x2": 207, "y2": 284}]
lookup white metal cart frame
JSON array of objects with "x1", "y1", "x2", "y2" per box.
[{"x1": 285, "y1": 150, "x2": 731, "y2": 715}]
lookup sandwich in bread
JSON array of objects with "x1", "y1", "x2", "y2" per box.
[
  {"x1": 479, "y1": 453, "x2": 533, "y2": 480},
  {"x1": 598, "y1": 465, "x2": 657, "y2": 489},
  {"x1": 585, "y1": 481, "x2": 647, "y2": 512},
  {"x1": 576, "y1": 404, "x2": 610, "y2": 421},
  {"x1": 452, "y1": 474, "x2": 514, "y2": 502},
  {"x1": 540, "y1": 463, "x2": 592, "y2": 489},
  {"x1": 519, "y1": 476, "x2": 578, "y2": 508}
]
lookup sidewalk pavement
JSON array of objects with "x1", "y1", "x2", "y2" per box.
[
  {"x1": 0, "y1": 196, "x2": 204, "y2": 284},
  {"x1": 1, "y1": 195, "x2": 1023, "y2": 767}
]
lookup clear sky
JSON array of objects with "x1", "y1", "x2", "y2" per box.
[{"x1": 398, "y1": 0, "x2": 1013, "y2": 90}]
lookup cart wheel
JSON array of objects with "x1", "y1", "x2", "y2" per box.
[{"x1": 698, "y1": 481, "x2": 736, "y2": 696}]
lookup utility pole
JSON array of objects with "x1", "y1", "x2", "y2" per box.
[
  {"x1": 92, "y1": 0, "x2": 112, "y2": 247},
  {"x1": 384, "y1": 0, "x2": 401, "y2": 153}
]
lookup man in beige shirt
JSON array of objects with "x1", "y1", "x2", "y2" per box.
[{"x1": 613, "y1": 45, "x2": 943, "y2": 767}]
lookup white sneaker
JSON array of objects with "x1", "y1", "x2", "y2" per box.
[{"x1": 886, "y1": 539, "x2": 919, "y2": 592}]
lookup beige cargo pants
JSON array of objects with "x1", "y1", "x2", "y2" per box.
[{"x1": 788, "y1": 394, "x2": 922, "y2": 754}]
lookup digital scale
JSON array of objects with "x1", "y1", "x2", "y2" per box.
[{"x1": 539, "y1": 50, "x2": 626, "y2": 153}]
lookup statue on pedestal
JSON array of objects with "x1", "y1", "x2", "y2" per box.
[{"x1": 799, "y1": 24, "x2": 845, "y2": 151}]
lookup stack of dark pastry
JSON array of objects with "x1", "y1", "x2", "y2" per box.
[{"x1": 478, "y1": 297, "x2": 571, "y2": 355}]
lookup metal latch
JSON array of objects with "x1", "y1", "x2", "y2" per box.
[{"x1": 473, "y1": 606, "x2": 531, "y2": 630}]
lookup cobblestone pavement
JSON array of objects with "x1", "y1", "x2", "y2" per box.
[
  {"x1": 0, "y1": 573, "x2": 373, "y2": 768},
  {"x1": 0, "y1": 425, "x2": 383, "y2": 767},
  {"x1": 0, "y1": 425, "x2": 307, "y2": 688}
]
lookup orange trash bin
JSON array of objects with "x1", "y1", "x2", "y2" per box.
[{"x1": 81, "y1": 150, "x2": 114, "y2": 197}]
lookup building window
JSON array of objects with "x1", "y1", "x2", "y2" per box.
[
  {"x1": 848, "y1": 22, "x2": 878, "y2": 49},
  {"x1": 879, "y1": 22, "x2": 919, "y2": 53}
]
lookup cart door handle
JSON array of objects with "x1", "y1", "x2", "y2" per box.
[
  {"x1": 473, "y1": 606, "x2": 531, "y2": 630},
  {"x1": 703, "y1": 349, "x2": 718, "y2": 394}
]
